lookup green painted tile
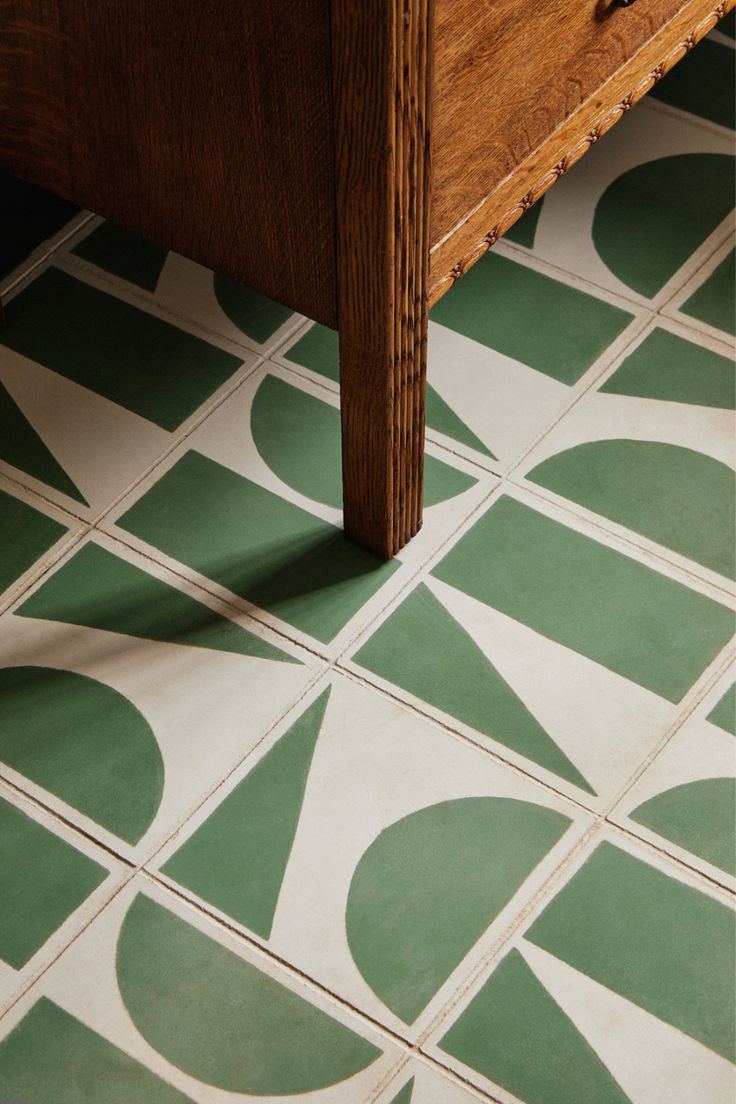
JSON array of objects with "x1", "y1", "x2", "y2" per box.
[
  {"x1": 117, "y1": 450, "x2": 398, "y2": 644},
  {"x1": 72, "y1": 222, "x2": 168, "y2": 292},
  {"x1": 0, "y1": 268, "x2": 243, "y2": 430},
  {"x1": 213, "y1": 273, "x2": 294, "y2": 344},
  {"x1": 0, "y1": 798, "x2": 106, "y2": 968},
  {"x1": 0, "y1": 665, "x2": 163, "y2": 844},
  {"x1": 682, "y1": 249, "x2": 736, "y2": 336},
  {"x1": 162, "y1": 690, "x2": 328, "y2": 937},
  {"x1": 528, "y1": 440, "x2": 736, "y2": 579},
  {"x1": 17, "y1": 540, "x2": 297, "y2": 663},
  {"x1": 0, "y1": 487, "x2": 67, "y2": 595},
  {"x1": 432, "y1": 496, "x2": 734, "y2": 703},
  {"x1": 440, "y1": 949, "x2": 630, "y2": 1104},
  {"x1": 251, "y1": 374, "x2": 478, "y2": 510},
  {"x1": 0, "y1": 381, "x2": 87, "y2": 503},
  {"x1": 600, "y1": 328, "x2": 735, "y2": 409},
  {"x1": 346, "y1": 797, "x2": 571, "y2": 1023},
  {"x1": 116, "y1": 893, "x2": 382, "y2": 1094},
  {"x1": 593, "y1": 154, "x2": 735, "y2": 298},
  {"x1": 525, "y1": 841, "x2": 736, "y2": 1060},
  {"x1": 389, "y1": 1079, "x2": 415, "y2": 1104},
  {"x1": 503, "y1": 197, "x2": 545, "y2": 249},
  {"x1": 429, "y1": 251, "x2": 633, "y2": 385},
  {"x1": 631, "y1": 776, "x2": 736, "y2": 876},
  {"x1": 0, "y1": 998, "x2": 193, "y2": 1103},
  {"x1": 651, "y1": 39, "x2": 735, "y2": 129},
  {"x1": 708, "y1": 683, "x2": 736, "y2": 735},
  {"x1": 0, "y1": 170, "x2": 79, "y2": 281},
  {"x1": 354, "y1": 583, "x2": 594, "y2": 793},
  {"x1": 284, "y1": 324, "x2": 494, "y2": 456}
]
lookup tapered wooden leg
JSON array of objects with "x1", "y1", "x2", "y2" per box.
[{"x1": 332, "y1": 0, "x2": 433, "y2": 559}]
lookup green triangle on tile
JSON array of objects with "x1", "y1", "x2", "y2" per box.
[
  {"x1": 0, "y1": 487, "x2": 67, "y2": 596},
  {"x1": 72, "y1": 221, "x2": 169, "y2": 292},
  {"x1": 525, "y1": 841, "x2": 736, "y2": 1061},
  {"x1": 682, "y1": 249, "x2": 735, "y2": 337},
  {"x1": 600, "y1": 328, "x2": 735, "y2": 409},
  {"x1": 116, "y1": 892, "x2": 382, "y2": 1095},
  {"x1": 0, "y1": 797, "x2": 107, "y2": 968},
  {"x1": 0, "y1": 998, "x2": 194, "y2": 1103},
  {"x1": 426, "y1": 382, "x2": 495, "y2": 458},
  {"x1": 213, "y1": 272, "x2": 294, "y2": 345},
  {"x1": 631, "y1": 777, "x2": 736, "y2": 877},
  {"x1": 439, "y1": 949, "x2": 631, "y2": 1104},
  {"x1": 389, "y1": 1078, "x2": 415, "y2": 1103},
  {"x1": 0, "y1": 381, "x2": 88, "y2": 504},
  {"x1": 17, "y1": 541, "x2": 298, "y2": 663},
  {"x1": 346, "y1": 797, "x2": 572, "y2": 1023},
  {"x1": 707, "y1": 683, "x2": 736, "y2": 736},
  {"x1": 354, "y1": 583, "x2": 594, "y2": 794},
  {"x1": 162, "y1": 689, "x2": 329, "y2": 937}
]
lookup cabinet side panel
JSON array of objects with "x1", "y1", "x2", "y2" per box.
[{"x1": 0, "y1": 0, "x2": 337, "y2": 325}]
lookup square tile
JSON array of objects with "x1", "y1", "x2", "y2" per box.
[
  {"x1": 0, "y1": 531, "x2": 319, "y2": 862},
  {"x1": 345, "y1": 488, "x2": 734, "y2": 808},
  {"x1": 102, "y1": 362, "x2": 494, "y2": 656},
  {"x1": 0, "y1": 875, "x2": 402, "y2": 1103},
  {"x1": 425, "y1": 828, "x2": 736, "y2": 1104},
  {"x1": 152, "y1": 673, "x2": 590, "y2": 1041}
]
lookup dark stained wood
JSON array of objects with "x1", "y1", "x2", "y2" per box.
[
  {"x1": 428, "y1": 0, "x2": 734, "y2": 301},
  {"x1": 332, "y1": 0, "x2": 433, "y2": 558},
  {"x1": 0, "y1": 0, "x2": 337, "y2": 325}
]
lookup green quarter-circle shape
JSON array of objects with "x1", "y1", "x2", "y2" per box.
[
  {"x1": 0, "y1": 665, "x2": 163, "y2": 844},
  {"x1": 631, "y1": 776, "x2": 736, "y2": 877},
  {"x1": 346, "y1": 796, "x2": 572, "y2": 1023},
  {"x1": 116, "y1": 893, "x2": 382, "y2": 1095},
  {"x1": 592, "y1": 153, "x2": 735, "y2": 297}
]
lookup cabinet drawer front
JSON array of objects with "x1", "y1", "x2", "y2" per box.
[{"x1": 430, "y1": 0, "x2": 687, "y2": 247}]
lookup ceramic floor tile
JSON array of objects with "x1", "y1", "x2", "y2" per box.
[
  {"x1": 499, "y1": 100, "x2": 734, "y2": 310},
  {"x1": 61, "y1": 217, "x2": 306, "y2": 358},
  {"x1": 277, "y1": 257, "x2": 643, "y2": 474},
  {"x1": 345, "y1": 487, "x2": 734, "y2": 809},
  {"x1": 0, "y1": 780, "x2": 128, "y2": 1015},
  {"x1": 514, "y1": 318, "x2": 736, "y2": 590},
  {"x1": 610, "y1": 665, "x2": 736, "y2": 888},
  {"x1": 424, "y1": 828, "x2": 736, "y2": 1104},
  {"x1": 649, "y1": 31, "x2": 735, "y2": 132},
  {"x1": 0, "y1": 477, "x2": 85, "y2": 614},
  {"x1": 0, "y1": 263, "x2": 260, "y2": 520},
  {"x1": 0, "y1": 531, "x2": 320, "y2": 862},
  {"x1": 152, "y1": 673, "x2": 591, "y2": 1042},
  {"x1": 101, "y1": 362, "x2": 494, "y2": 656},
  {"x1": 0, "y1": 874, "x2": 403, "y2": 1103},
  {"x1": 0, "y1": 169, "x2": 83, "y2": 285},
  {"x1": 374, "y1": 1058, "x2": 488, "y2": 1104},
  {"x1": 663, "y1": 235, "x2": 736, "y2": 341}
]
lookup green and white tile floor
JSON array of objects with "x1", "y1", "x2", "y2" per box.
[{"x1": 0, "y1": 29, "x2": 734, "y2": 1104}]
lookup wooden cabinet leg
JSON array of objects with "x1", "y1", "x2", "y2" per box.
[{"x1": 332, "y1": 0, "x2": 434, "y2": 559}]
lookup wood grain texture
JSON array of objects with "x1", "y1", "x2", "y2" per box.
[
  {"x1": 428, "y1": 0, "x2": 734, "y2": 303},
  {"x1": 332, "y1": 0, "x2": 433, "y2": 557},
  {"x1": 0, "y1": 0, "x2": 338, "y2": 325}
]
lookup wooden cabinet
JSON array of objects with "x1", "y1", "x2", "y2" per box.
[{"x1": 0, "y1": 0, "x2": 732, "y2": 556}]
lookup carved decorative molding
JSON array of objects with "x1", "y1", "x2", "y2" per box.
[{"x1": 429, "y1": 0, "x2": 733, "y2": 303}]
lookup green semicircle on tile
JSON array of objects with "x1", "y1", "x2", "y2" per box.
[
  {"x1": 213, "y1": 273, "x2": 294, "y2": 345},
  {"x1": 0, "y1": 381, "x2": 88, "y2": 505},
  {"x1": 631, "y1": 776, "x2": 736, "y2": 877},
  {"x1": 17, "y1": 541, "x2": 298, "y2": 663},
  {"x1": 707, "y1": 683, "x2": 736, "y2": 736},
  {"x1": 251, "y1": 374, "x2": 477, "y2": 509},
  {"x1": 592, "y1": 153, "x2": 735, "y2": 297},
  {"x1": 346, "y1": 796, "x2": 572, "y2": 1023},
  {"x1": 0, "y1": 665, "x2": 163, "y2": 844},
  {"x1": 116, "y1": 893, "x2": 382, "y2": 1094},
  {"x1": 353, "y1": 582, "x2": 594, "y2": 794},
  {"x1": 527, "y1": 439, "x2": 736, "y2": 579},
  {"x1": 0, "y1": 998, "x2": 194, "y2": 1103},
  {"x1": 439, "y1": 949, "x2": 631, "y2": 1104},
  {"x1": 162, "y1": 689, "x2": 329, "y2": 937}
]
